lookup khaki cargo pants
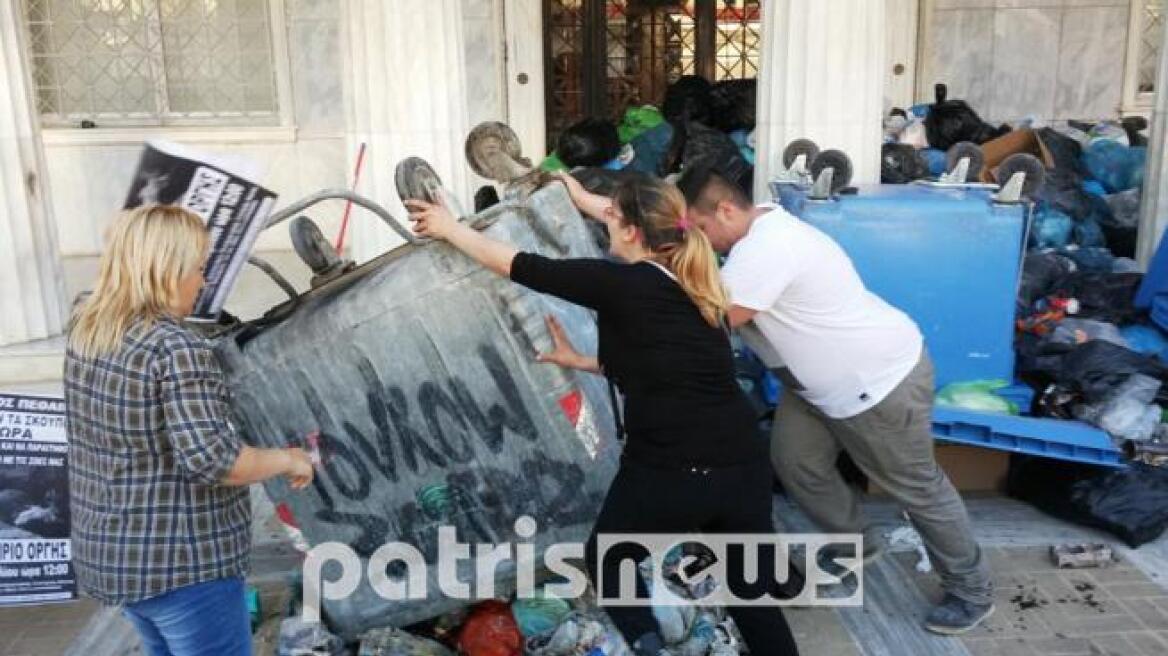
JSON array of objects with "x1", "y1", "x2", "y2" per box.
[{"x1": 771, "y1": 352, "x2": 994, "y2": 605}]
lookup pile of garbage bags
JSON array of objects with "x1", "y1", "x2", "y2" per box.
[
  {"x1": 541, "y1": 75, "x2": 757, "y2": 198},
  {"x1": 276, "y1": 546, "x2": 749, "y2": 656},
  {"x1": 882, "y1": 83, "x2": 1148, "y2": 260},
  {"x1": 1013, "y1": 248, "x2": 1168, "y2": 451}
]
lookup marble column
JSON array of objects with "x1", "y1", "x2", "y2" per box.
[
  {"x1": 0, "y1": 0, "x2": 67, "y2": 346},
  {"x1": 753, "y1": 0, "x2": 886, "y2": 199},
  {"x1": 1137, "y1": 15, "x2": 1168, "y2": 267},
  {"x1": 343, "y1": 0, "x2": 472, "y2": 262}
]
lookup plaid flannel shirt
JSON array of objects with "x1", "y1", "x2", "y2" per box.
[{"x1": 64, "y1": 316, "x2": 251, "y2": 605}]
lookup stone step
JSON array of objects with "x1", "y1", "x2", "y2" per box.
[{"x1": 0, "y1": 335, "x2": 65, "y2": 393}]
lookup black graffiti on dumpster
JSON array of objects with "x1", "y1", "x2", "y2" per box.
[{"x1": 284, "y1": 342, "x2": 599, "y2": 559}]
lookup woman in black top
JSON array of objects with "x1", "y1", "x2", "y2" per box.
[{"x1": 407, "y1": 174, "x2": 799, "y2": 655}]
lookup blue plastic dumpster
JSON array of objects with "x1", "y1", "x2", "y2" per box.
[
  {"x1": 769, "y1": 182, "x2": 1122, "y2": 467},
  {"x1": 773, "y1": 183, "x2": 1027, "y2": 388}
]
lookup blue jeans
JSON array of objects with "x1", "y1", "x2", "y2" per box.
[{"x1": 122, "y1": 577, "x2": 252, "y2": 656}]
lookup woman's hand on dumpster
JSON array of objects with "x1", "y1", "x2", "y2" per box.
[
  {"x1": 283, "y1": 448, "x2": 315, "y2": 490},
  {"x1": 536, "y1": 314, "x2": 600, "y2": 373},
  {"x1": 551, "y1": 171, "x2": 611, "y2": 223},
  {"x1": 552, "y1": 171, "x2": 586, "y2": 204},
  {"x1": 405, "y1": 199, "x2": 457, "y2": 240}
]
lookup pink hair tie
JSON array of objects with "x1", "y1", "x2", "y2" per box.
[{"x1": 677, "y1": 217, "x2": 692, "y2": 232}]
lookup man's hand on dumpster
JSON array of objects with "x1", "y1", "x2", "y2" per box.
[
  {"x1": 536, "y1": 314, "x2": 601, "y2": 373},
  {"x1": 405, "y1": 199, "x2": 458, "y2": 240},
  {"x1": 283, "y1": 448, "x2": 315, "y2": 490}
]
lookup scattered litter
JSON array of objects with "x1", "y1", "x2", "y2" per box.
[
  {"x1": 277, "y1": 618, "x2": 347, "y2": 656},
  {"x1": 358, "y1": 627, "x2": 454, "y2": 656},
  {"x1": 1049, "y1": 543, "x2": 1117, "y2": 569},
  {"x1": 512, "y1": 592, "x2": 573, "y2": 638},
  {"x1": 456, "y1": 600, "x2": 523, "y2": 656},
  {"x1": 935, "y1": 379, "x2": 1018, "y2": 415},
  {"x1": 885, "y1": 525, "x2": 932, "y2": 573}
]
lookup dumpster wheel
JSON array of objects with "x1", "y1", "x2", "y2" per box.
[
  {"x1": 946, "y1": 142, "x2": 985, "y2": 182},
  {"x1": 995, "y1": 153, "x2": 1046, "y2": 199},
  {"x1": 290, "y1": 215, "x2": 341, "y2": 275},
  {"x1": 465, "y1": 121, "x2": 531, "y2": 182},
  {"x1": 783, "y1": 138, "x2": 821, "y2": 169},
  {"x1": 810, "y1": 149, "x2": 853, "y2": 194},
  {"x1": 395, "y1": 157, "x2": 445, "y2": 205}
]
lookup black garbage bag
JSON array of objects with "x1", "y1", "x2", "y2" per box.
[
  {"x1": 1007, "y1": 457, "x2": 1168, "y2": 548},
  {"x1": 557, "y1": 118, "x2": 621, "y2": 168},
  {"x1": 924, "y1": 83, "x2": 1010, "y2": 150},
  {"x1": 1052, "y1": 272, "x2": 1143, "y2": 324},
  {"x1": 1122, "y1": 116, "x2": 1149, "y2": 147},
  {"x1": 1037, "y1": 127, "x2": 1087, "y2": 178},
  {"x1": 1018, "y1": 251, "x2": 1076, "y2": 310},
  {"x1": 880, "y1": 143, "x2": 930, "y2": 184},
  {"x1": 662, "y1": 74, "x2": 713, "y2": 126},
  {"x1": 1102, "y1": 225, "x2": 1138, "y2": 260},
  {"x1": 1057, "y1": 340, "x2": 1168, "y2": 403},
  {"x1": 1036, "y1": 168, "x2": 1112, "y2": 225},
  {"x1": 708, "y1": 78, "x2": 757, "y2": 133},
  {"x1": 666, "y1": 121, "x2": 754, "y2": 197}
]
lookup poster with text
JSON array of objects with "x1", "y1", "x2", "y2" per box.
[
  {"x1": 0, "y1": 393, "x2": 74, "y2": 605},
  {"x1": 123, "y1": 140, "x2": 278, "y2": 319}
]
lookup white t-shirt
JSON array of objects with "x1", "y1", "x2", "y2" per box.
[{"x1": 722, "y1": 206, "x2": 923, "y2": 419}]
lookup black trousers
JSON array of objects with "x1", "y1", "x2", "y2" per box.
[{"x1": 584, "y1": 458, "x2": 801, "y2": 655}]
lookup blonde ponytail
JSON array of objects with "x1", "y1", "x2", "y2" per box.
[
  {"x1": 667, "y1": 227, "x2": 728, "y2": 327},
  {"x1": 68, "y1": 205, "x2": 207, "y2": 359}
]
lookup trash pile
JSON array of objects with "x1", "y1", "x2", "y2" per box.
[
  {"x1": 880, "y1": 81, "x2": 1168, "y2": 461},
  {"x1": 274, "y1": 547, "x2": 751, "y2": 656},
  {"x1": 541, "y1": 76, "x2": 757, "y2": 198},
  {"x1": 883, "y1": 83, "x2": 1149, "y2": 262}
]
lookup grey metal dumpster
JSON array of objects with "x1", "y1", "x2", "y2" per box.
[{"x1": 212, "y1": 183, "x2": 621, "y2": 637}]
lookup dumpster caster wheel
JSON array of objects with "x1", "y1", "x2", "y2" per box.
[
  {"x1": 783, "y1": 138, "x2": 820, "y2": 170},
  {"x1": 395, "y1": 157, "x2": 444, "y2": 205},
  {"x1": 290, "y1": 215, "x2": 341, "y2": 275},
  {"x1": 995, "y1": 153, "x2": 1046, "y2": 199},
  {"x1": 465, "y1": 121, "x2": 531, "y2": 183},
  {"x1": 946, "y1": 142, "x2": 985, "y2": 182},
  {"x1": 809, "y1": 149, "x2": 854, "y2": 195}
]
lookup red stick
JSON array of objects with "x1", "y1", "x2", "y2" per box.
[{"x1": 334, "y1": 142, "x2": 368, "y2": 253}]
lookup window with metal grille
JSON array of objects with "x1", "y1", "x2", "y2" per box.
[
  {"x1": 23, "y1": 0, "x2": 282, "y2": 128},
  {"x1": 544, "y1": 0, "x2": 761, "y2": 141},
  {"x1": 1124, "y1": 0, "x2": 1163, "y2": 110}
]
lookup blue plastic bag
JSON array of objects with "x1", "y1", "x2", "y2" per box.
[
  {"x1": 921, "y1": 148, "x2": 948, "y2": 177},
  {"x1": 1074, "y1": 218, "x2": 1107, "y2": 248},
  {"x1": 1121, "y1": 324, "x2": 1168, "y2": 360},
  {"x1": 1082, "y1": 179, "x2": 1107, "y2": 197},
  {"x1": 1083, "y1": 141, "x2": 1147, "y2": 193},
  {"x1": 1031, "y1": 206, "x2": 1074, "y2": 249}
]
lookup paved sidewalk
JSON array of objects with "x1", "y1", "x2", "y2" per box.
[{"x1": 0, "y1": 597, "x2": 101, "y2": 655}]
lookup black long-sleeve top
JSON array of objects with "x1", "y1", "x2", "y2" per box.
[{"x1": 510, "y1": 252, "x2": 765, "y2": 469}]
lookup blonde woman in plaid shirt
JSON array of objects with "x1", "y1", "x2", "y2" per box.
[{"x1": 65, "y1": 205, "x2": 314, "y2": 656}]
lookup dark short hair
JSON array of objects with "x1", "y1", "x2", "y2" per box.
[
  {"x1": 676, "y1": 163, "x2": 751, "y2": 213},
  {"x1": 557, "y1": 118, "x2": 621, "y2": 168}
]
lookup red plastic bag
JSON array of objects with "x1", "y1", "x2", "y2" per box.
[{"x1": 456, "y1": 600, "x2": 523, "y2": 656}]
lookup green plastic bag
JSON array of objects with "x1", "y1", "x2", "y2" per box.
[
  {"x1": 618, "y1": 105, "x2": 665, "y2": 143},
  {"x1": 935, "y1": 380, "x2": 1019, "y2": 415},
  {"x1": 539, "y1": 152, "x2": 568, "y2": 172}
]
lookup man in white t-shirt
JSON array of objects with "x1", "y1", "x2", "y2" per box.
[{"x1": 678, "y1": 166, "x2": 994, "y2": 635}]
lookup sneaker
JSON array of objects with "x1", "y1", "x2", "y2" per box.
[{"x1": 924, "y1": 594, "x2": 995, "y2": 635}]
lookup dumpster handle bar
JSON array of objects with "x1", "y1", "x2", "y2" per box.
[
  {"x1": 246, "y1": 255, "x2": 299, "y2": 303},
  {"x1": 264, "y1": 189, "x2": 417, "y2": 244}
]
